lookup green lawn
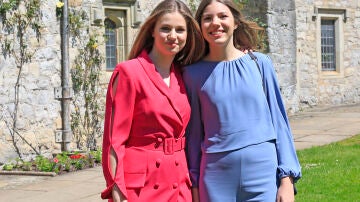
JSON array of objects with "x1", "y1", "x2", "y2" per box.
[{"x1": 295, "y1": 134, "x2": 360, "y2": 202}]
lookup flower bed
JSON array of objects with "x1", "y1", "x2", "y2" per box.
[{"x1": 0, "y1": 150, "x2": 102, "y2": 176}]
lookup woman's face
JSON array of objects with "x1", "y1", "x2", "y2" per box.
[
  {"x1": 152, "y1": 11, "x2": 187, "y2": 57},
  {"x1": 200, "y1": 1, "x2": 237, "y2": 47}
]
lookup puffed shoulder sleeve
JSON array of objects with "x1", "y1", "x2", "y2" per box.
[
  {"x1": 183, "y1": 68, "x2": 204, "y2": 188},
  {"x1": 259, "y1": 54, "x2": 302, "y2": 182},
  {"x1": 101, "y1": 64, "x2": 135, "y2": 199}
]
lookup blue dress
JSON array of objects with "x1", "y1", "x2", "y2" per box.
[{"x1": 183, "y1": 52, "x2": 301, "y2": 201}]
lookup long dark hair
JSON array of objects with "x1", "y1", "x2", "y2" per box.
[{"x1": 195, "y1": 0, "x2": 264, "y2": 55}]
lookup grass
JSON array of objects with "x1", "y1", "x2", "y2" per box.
[{"x1": 295, "y1": 134, "x2": 360, "y2": 202}]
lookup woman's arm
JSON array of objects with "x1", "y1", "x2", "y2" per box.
[
  {"x1": 276, "y1": 176, "x2": 295, "y2": 202},
  {"x1": 110, "y1": 148, "x2": 127, "y2": 202},
  {"x1": 101, "y1": 65, "x2": 136, "y2": 200},
  {"x1": 183, "y1": 69, "x2": 204, "y2": 188},
  {"x1": 260, "y1": 54, "x2": 302, "y2": 182},
  {"x1": 191, "y1": 187, "x2": 200, "y2": 202}
]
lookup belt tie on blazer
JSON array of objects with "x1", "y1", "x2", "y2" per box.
[{"x1": 126, "y1": 136, "x2": 186, "y2": 155}]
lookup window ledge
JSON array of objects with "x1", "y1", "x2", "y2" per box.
[{"x1": 320, "y1": 71, "x2": 344, "y2": 79}]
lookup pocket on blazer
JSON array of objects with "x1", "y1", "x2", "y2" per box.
[{"x1": 123, "y1": 148, "x2": 148, "y2": 188}]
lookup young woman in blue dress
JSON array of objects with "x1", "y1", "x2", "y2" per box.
[{"x1": 183, "y1": 0, "x2": 301, "y2": 201}]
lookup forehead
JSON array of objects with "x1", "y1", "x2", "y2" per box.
[
  {"x1": 156, "y1": 11, "x2": 186, "y2": 26},
  {"x1": 203, "y1": 1, "x2": 231, "y2": 15}
]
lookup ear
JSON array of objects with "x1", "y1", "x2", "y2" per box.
[
  {"x1": 151, "y1": 27, "x2": 156, "y2": 38},
  {"x1": 234, "y1": 23, "x2": 239, "y2": 30}
]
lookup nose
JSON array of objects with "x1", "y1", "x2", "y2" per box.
[
  {"x1": 168, "y1": 29, "x2": 176, "y2": 40},
  {"x1": 211, "y1": 17, "x2": 220, "y2": 25}
]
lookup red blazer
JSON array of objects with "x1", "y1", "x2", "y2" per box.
[{"x1": 101, "y1": 50, "x2": 191, "y2": 200}]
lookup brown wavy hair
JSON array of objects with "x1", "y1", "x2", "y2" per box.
[
  {"x1": 128, "y1": 0, "x2": 205, "y2": 66},
  {"x1": 195, "y1": 0, "x2": 264, "y2": 55}
]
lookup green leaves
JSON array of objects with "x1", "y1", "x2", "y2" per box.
[
  {"x1": 0, "y1": 0, "x2": 42, "y2": 61},
  {"x1": 0, "y1": 0, "x2": 20, "y2": 16},
  {"x1": 1, "y1": 151, "x2": 102, "y2": 174}
]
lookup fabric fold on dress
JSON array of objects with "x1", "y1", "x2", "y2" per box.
[{"x1": 184, "y1": 52, "x2": 301, "y2": 188}]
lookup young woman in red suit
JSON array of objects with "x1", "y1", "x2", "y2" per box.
[{"x1": 101, "y1": 0, "x2": 205, "y2": 201}]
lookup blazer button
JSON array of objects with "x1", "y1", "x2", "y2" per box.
[
  {"x1": 156, "y1": 159, "x2": 162, "y2": 168},
  {"x1": 157, "y1": 137, "x2": 163, "y2": 143},
  {"x1": 172, "y1": 183, "x2": 178, "y2": 189},
  {"x1": 175, "y1": 160, "x2": 179, "y2": 166},
  {"x1": 154, "y1": 183, "x2": 160, "y2": 189}
]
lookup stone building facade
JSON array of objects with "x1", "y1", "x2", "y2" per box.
[
  {"x1": 267, "y1": 0, "x2": 360, "y2": 112},
  {"x1": 0, "y1": 0, "x2": 359, "y2": 162}
]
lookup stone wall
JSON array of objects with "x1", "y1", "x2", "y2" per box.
[
  {"x1": 0, "y1": 0, "x2": 157, "y2": 162},
  {"x1": 0, "y1": 0, "x2": 63, "y2": 162},
  {"x1": 266, "y1": 0, "x2": 360, "y2": 112},
  {"x1": 267, "y1": 0, "x2": 299, "y2": 112},
  {"x1": 294, "y1": 0, "x2": 360, "y2": 109}
]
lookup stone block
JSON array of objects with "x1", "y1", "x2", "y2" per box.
[
  {"x1": 69, "y1": 0, "x2": 83, "y2": 7},
  {"x1": 55, "y1": 116, "x2": 62, "y2": 128},
  {"x1": 29, "y1": 63, "x2": 40, "y2": 77}
]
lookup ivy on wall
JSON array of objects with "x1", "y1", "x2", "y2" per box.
[
  {"x1": 0, "y1": 0, "x2": 43, "y2": 158},
  {"x1": 0, "y1": 1, "x2": 104, "y2": 158},
  {"x1": 71, "y1": 33, "x2": 104, "y2": 151},
  {"x1": 63, "y1": 7, "x2": 104, "y2": 151}
]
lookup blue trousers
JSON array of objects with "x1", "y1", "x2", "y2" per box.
[{"x1": 199, "y1": 141, "x2": 278, "y2": 202}]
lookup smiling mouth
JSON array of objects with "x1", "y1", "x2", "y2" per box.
[
  {"x1": 166, "y1": 43, "x2": 179, "y2": 48},
  {"x1": 210, "y1": 30, "x2": 224, "y2": 36}
]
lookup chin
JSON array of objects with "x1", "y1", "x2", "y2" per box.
[
  {"x1": 209, "y1": 41, "x2": 226, "y2": 47},
  {"x1": 169, "y1": 48, "x2": 182, "y2": 54}
]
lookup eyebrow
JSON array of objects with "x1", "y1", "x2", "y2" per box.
[{"x1": 202, "y1": 11, "x2": 229, "y2": 16}]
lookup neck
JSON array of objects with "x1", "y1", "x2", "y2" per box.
[
  {"x1": 206, "y1": 43, "x2": 243, "y2": 61},
  {"x1": 149, "y1": 49, "x2": 174, "y2": 74}
]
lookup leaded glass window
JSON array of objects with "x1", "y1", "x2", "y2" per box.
[
  {"x1": 321, "y1": 19, "x2": 336, "y2": 71},
  {"x1": 105, "y1": 18, "x2": 117, "y2": 70}
]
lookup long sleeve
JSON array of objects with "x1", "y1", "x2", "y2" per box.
[
  {"x1": 183, "y1": 71, "x2": 204, "y2": 188},
  {"x1": 101, "y1": 65, "x2": 136, "y2": 199},
  {"x1": 259, "y1": 54, "x2": 302, "y2": 182}
]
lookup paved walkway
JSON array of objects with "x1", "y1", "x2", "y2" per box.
[{"x1": 1, "y1": 104, "x2": 360, "y2": 202}]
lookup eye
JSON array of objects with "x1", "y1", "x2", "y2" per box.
[
  {"x1": 176, "y1": 27, "x2": 186, "y2": 33},
  {"x1": 202, "y1": 15, "x2": 212, "y2": 22},
  {"x1": 219, "y1": 14, "x2": 228, "y2": 19},
  {"x1": 160, "y1": 26, "x2": 171, "y2": 32}
]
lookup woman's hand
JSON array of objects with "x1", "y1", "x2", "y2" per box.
[
  {"x1": 191, "y1": 187, "x2": 200, "y2": 202},
  {"x1": 276, "y1": 177, "x2": 295, "y2": 202},
  {"x1": 112, "y1": 184, "x2": 127, "y2": 202}
]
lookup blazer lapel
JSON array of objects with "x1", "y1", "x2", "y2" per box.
[
  {"x1": 137, "y1": 52, "x2": 169, "y2": 96},
  {"x1": 137, "y1": 51, "x2": 184, "y2": 125}
]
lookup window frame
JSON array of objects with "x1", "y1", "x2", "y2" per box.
[
  {"x1": 103, "y1": 6, "x2": 132, "y2": 71},
  {"x1": 104, "y1": 18, "x2": 118, "y2": 70},
  {"x1": 320, "y1": 19, "x2": 336, "y2": 72},
  {"x1": 315, "y1": 10, "x2": 345, "y2": 78}
]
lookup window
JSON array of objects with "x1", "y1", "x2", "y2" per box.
[
  {"x1": 104, "y1": 9, "x2": 127, "y2": 70},
  {"x1": 102, "y1": 1, "x2": 142, "y2": 71},
  {"x1": 321, "y1": 19, "x2": 336, "y2": 71},
  {"x1": 314, "y1": 8, "x2": 346, "y2": 77},
  {"x1": 105, "y1": 19, "x2": 117, "y2": 70}
]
